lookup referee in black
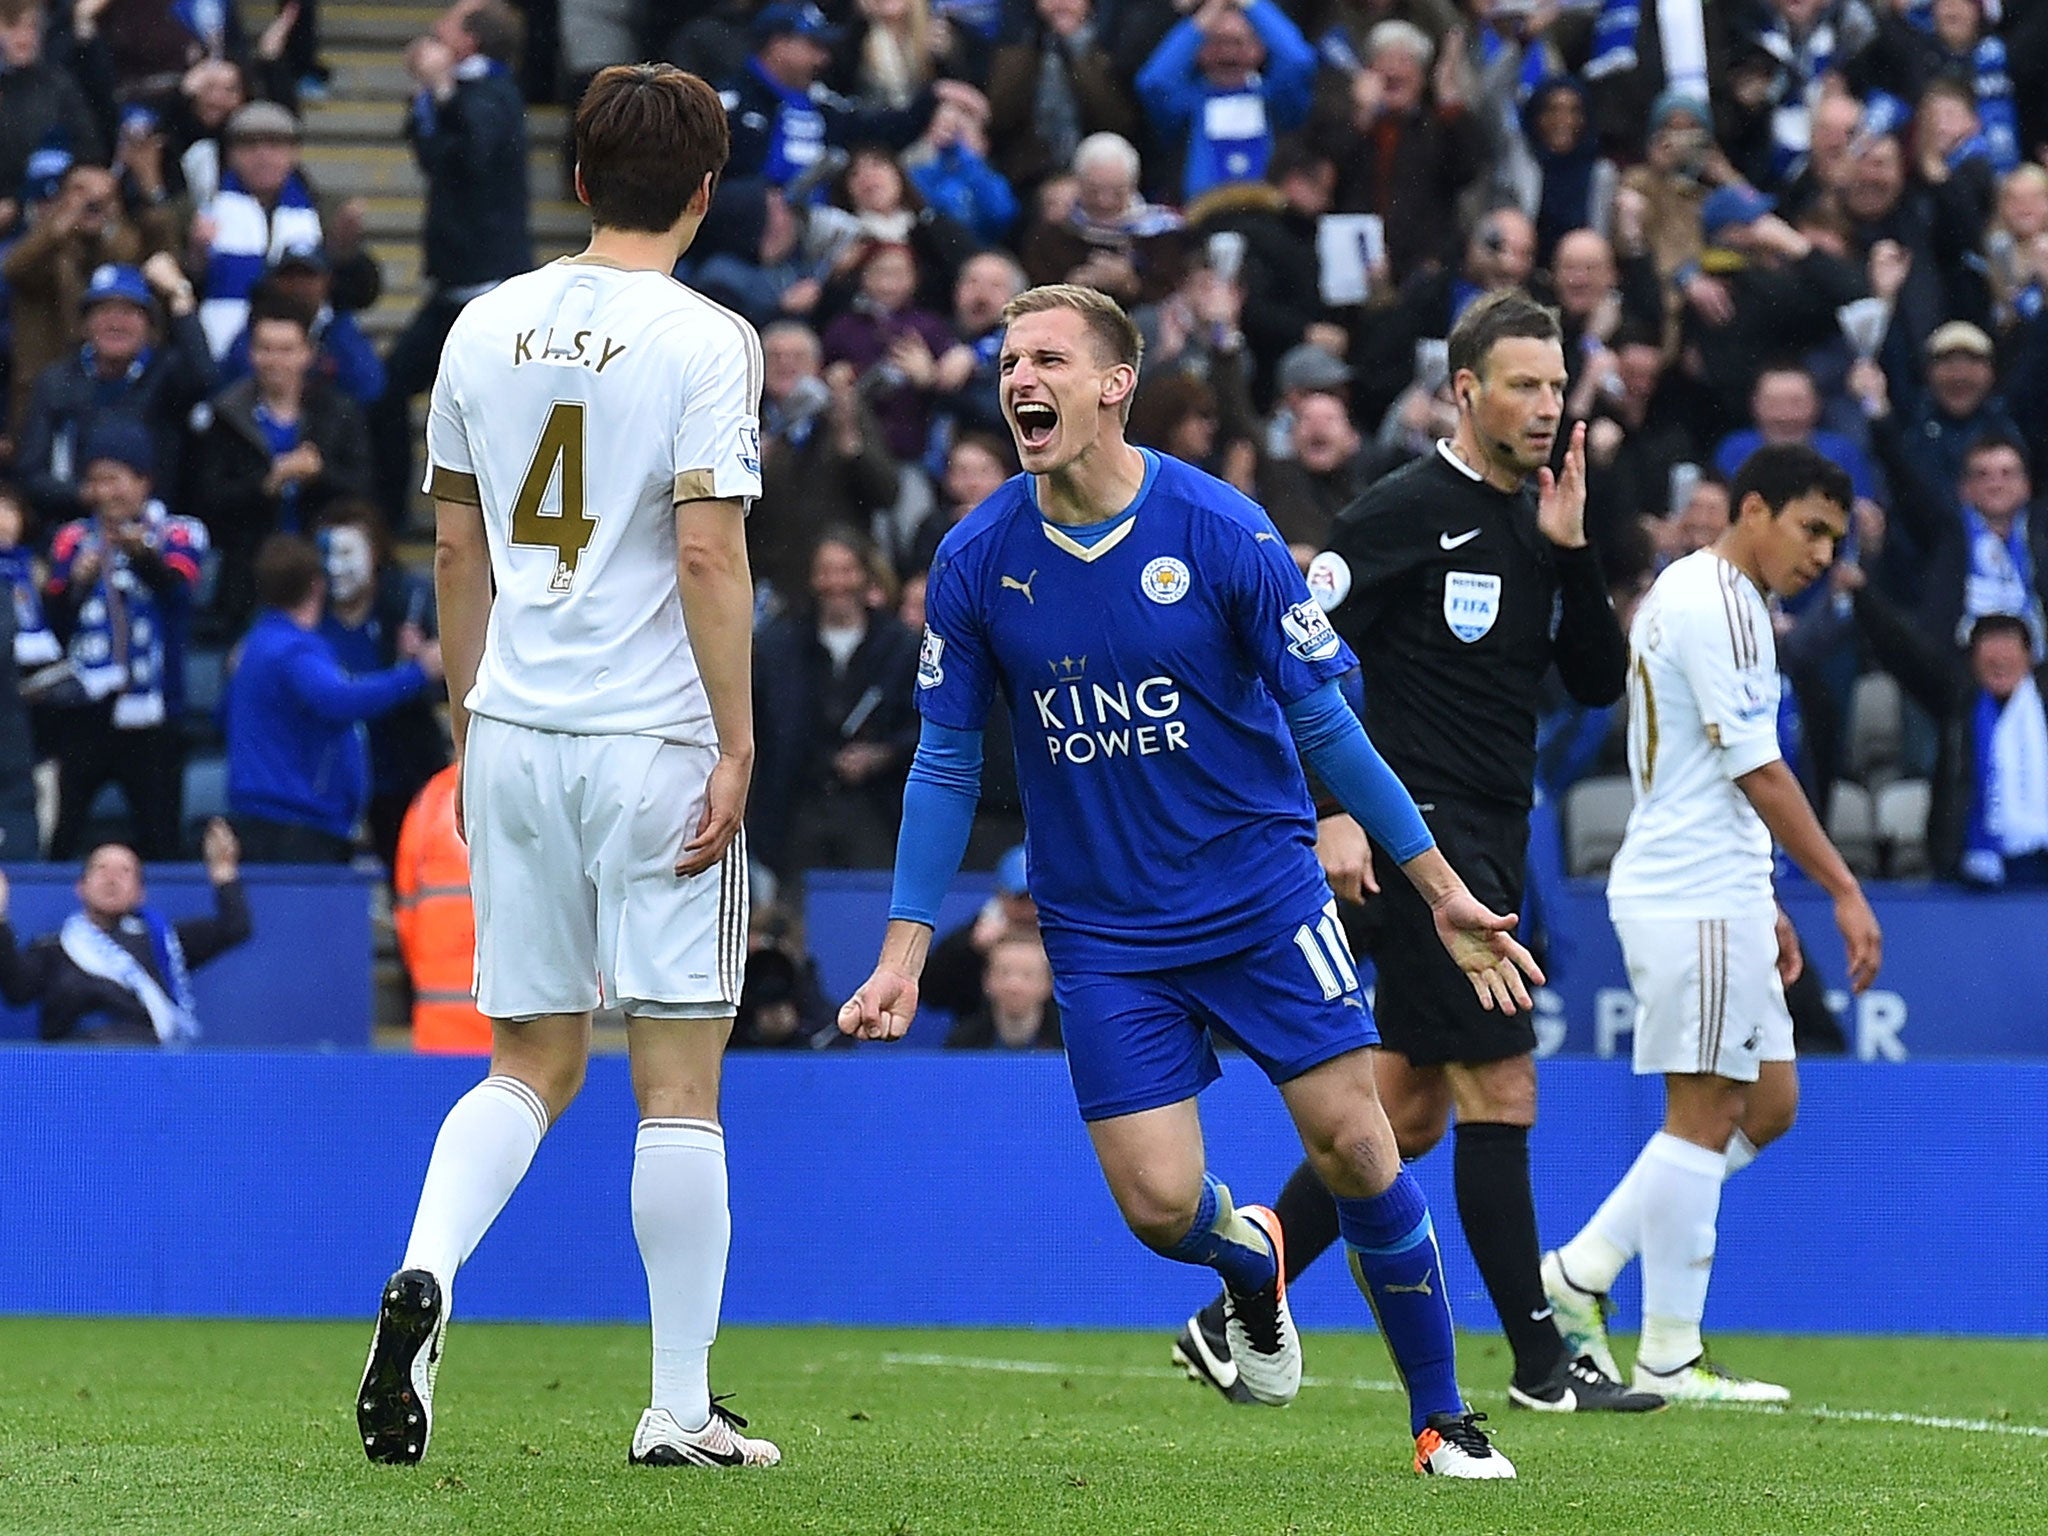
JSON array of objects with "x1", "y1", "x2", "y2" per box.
[{"x1": 1173, "y1": 290, "x2": 1658, "y2": 1413}]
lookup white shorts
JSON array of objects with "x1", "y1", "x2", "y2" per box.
[
  {"x1": 463, "y1": 715, "x2": 748, "y2": 1020},
  {"x1": 1613, "y1": 915, "x2": 1794, "y2": 1083}
]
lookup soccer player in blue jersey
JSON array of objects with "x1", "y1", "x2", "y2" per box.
[{"x1": 837, "y1": 284, "x2": 1541, "y2": 1479}]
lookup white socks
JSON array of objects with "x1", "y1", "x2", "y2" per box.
[
  {"x1": 632, "y1": 1118, "x2": 731, "y2": 1433},
  {"x1": 1558, "y1": 1126, "x2": 1763, "y2": 1296},
  {"x1": 401, "y1": 1075, "x2": 551, "y2": 1306},
  {"x1": 1634, "y1": 1132, "x2": 1728, "y2": 1373}
]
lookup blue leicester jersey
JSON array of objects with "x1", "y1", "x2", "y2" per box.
[{"x1": 917, "y1": 450, "x2": 1357, "y2": 972}]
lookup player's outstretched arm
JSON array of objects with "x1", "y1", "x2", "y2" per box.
[
  {"x1": 1398, "y1": 846, "x2": 1543, "y2": 1014},
  {"x1": 675, "y1": 497, "x2": 755, "y2": 877},
  {"x1": 433, "y1": 497, "x2": 492, "y2": 838},
  {"x1": 1736, "y1": 759, "x2": 1882, "y2": 992},
  {"x1": 839, "y1": 718, "x2": 987, "y2": 1042}
]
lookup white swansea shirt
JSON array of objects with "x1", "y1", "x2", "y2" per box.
[
  {"x1": 1606, "y1": 549, "x2": 1781, "y2": 922},
  {"x1": 425, "y1": 256, "x2": 763, "y2": 743}
]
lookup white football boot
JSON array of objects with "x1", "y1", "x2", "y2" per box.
[
  {"x1": 1220, "y1": 1204, "x2": 1301, "y2": 1407},
  {"x1": 630, "y1": 1401, "x2": 783, "y2": 1467}
]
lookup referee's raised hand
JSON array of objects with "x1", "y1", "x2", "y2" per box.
[
  {"x1": 1428, "y1": 889, "x2": 1544, "y2": 1015},
  {"x1": 1535, "y1": 419, "x2": 1589, "y2": 549}
]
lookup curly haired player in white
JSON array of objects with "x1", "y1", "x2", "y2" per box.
[{"x1": 1543, "y1": 443, "x2": 1883, "y2": 1403}]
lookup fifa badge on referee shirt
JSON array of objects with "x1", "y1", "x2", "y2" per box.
[{"x1": 1443, "y1": 571, "x2": 1502, "y2": 643}]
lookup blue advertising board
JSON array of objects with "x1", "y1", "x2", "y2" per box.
[
  {"x1": 0, "y1": 863, "x2": 376, "y2": 1049},
  {"x1": 0, "y1": 1050, "x2": 2042, "y2": 1336}
]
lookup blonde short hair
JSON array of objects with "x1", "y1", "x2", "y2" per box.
[{"x1": 1001, "y1": 283, "x2": 1145, "y2": 373}]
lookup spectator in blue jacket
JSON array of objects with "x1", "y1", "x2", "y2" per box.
[
  {"x1": 225, "y1": 533, "x2": 442, "y2": 864},
  {"x1": 1135, "y1": 0, "x2": 1314, "y2": 205},
  {"x1": 902, "y1": 87, "x2": 1018, "y2": 243}
]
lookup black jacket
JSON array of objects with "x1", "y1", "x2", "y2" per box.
[
  {"x1": 197, "y1": 377, "x2": 373, "y2": 628},
  {"x1": 750, "y1": 609, "x2": 921, "y2": 876},
  {"x1": 1321, "y1": 443, "x2": 1629, "y2": 812},
  {"x1": 408, "y1": 66, "x2": 531, "y2": 288},
  {"x1": 0, "y1": 880, "x2": 251, "y2": 1043},
  {"x1": 1687, "y1": 248, "x2": 1866, "y2": 428},
  {"x1": 1852, "y1": 584, "x2": 2048, "y2": 882},
  {"x1": 15, "y1": 314, "x2": 220, "y2": 527},
  {"x1": 0, "y1": 60, "x2": 104, "y2": 211}
]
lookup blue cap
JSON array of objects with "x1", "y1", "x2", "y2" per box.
[
  {"x1": 1700, "y1": 185, "x2": 1775, "y2": 238},
  {"x1": 120, "y1": 103, "x2": 161, "y2": 137},
  {"x1": 994, "y1": 844, "x2": 1030, "y2": 898},
  {"x1": 21, "y1": 146, "x2": 73, "y2": 205},
  {"x1": 753, "y1": 2, "x2": 841, "y2": 43},
  {"x1": 81, "y1": 263, "x2": 153, "y2": 314},
  {"x1": 83, "y1": 418, "x2": 155, "y2": 478}
]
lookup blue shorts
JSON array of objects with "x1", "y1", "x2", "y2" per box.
[{"x1": 1054, "y1": 900, "x2": 1380, "y2": 1123}]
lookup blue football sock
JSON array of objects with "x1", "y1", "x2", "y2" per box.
[
  {"x1": 1337, "y1": 1170, "x2": 1465, "y2": 1434},
  {"x1": 1162, "y1": 1174, "x2": 1277, "y2": 1296}
]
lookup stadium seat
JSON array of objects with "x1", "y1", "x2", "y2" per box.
[
  {"x1": 1875, "y1": 778, "x2": 1933, "y2": 879},
  {"x1": 1564, "y1": 775, "x2": 1635, "y2": 877},
  {"x1": 183, "y1": 754, "x2": 229, "y2": 823},
  {"x1": 1848, "y1": 671, "x2": 1904, "y2": 788},
  {"x1": 184, "y1": 646, "x2": 228, "y2": 721},
  {"x1": 1827, "y1": 782, "x2": 1879, "y2": 877}
]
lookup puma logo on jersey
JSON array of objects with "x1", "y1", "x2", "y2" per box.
[
  {"x1": 1001, "y1": 571, "x2": 1038, "y2": 604},
  {"x1": 1382, "y1": 1274, "x2": 1434, "y2": 1297},
  {"x1": 1439, "y1": 528, "x2": 1482, "y2": 550}
]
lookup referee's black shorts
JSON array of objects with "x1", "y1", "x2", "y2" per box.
[{"x1": 1364, "y1": 797, "x2": 1535, "y2": 1067}]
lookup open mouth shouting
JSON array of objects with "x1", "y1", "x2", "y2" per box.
[{"x1": 1012, "y1": 401, "x2": 1059, "y2": 454}]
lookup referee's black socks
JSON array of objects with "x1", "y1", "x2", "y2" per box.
[{"x1": 1453, "y1": 1121, "x2": 1568, "y2": 1389}]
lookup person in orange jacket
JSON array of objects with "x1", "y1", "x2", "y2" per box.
[{"x1": 392, "y1": 763, "x2": 488, "y2": 1053}]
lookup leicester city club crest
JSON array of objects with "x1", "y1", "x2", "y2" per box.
[{"x1": 1141, "y1": 557, "x2": 1191, "y2": 604}]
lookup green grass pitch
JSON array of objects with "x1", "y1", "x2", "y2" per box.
[{"x1": 1, "y1": 1319, "x2": 2045, "y2": 1535}]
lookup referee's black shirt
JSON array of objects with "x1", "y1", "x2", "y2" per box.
[{"x1": 1317, "y1": 441, "x2": 1628, "y2": 813}]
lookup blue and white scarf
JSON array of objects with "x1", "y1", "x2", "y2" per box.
[
  {"x1": 198, "y1": 169, "x2": 322, "y2": 357},
  {"x1": 56, "y1": 505, "x2": 208, "y2": 728},
  {"x1": 1958, "y1": 507, "x2": 2044, "y2": 656},
  {"x1": 747, "y1": 60, "x2": 829, "y2": 190},
  {"x1": 58, "y1": 908, "x2": 199, "y2": 1045},
  {"x1": 1585, "y1": 0, "x2": 1641, "y2": 81},
  {"x1": 1755, "y1": 3, "x2": 1877, "y2": 181},
  {"x1": 0, "y1": 547, "x2": 59, "y2": 666},
  {"x1": 1968, "y1": 36, "x2": 2019, "y2": 176},
  {"x1": 1964, "y1": 673, "x2": 2048, "y2": 884}
]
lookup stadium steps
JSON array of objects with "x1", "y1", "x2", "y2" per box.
[{"x1": 259, "y1": 1, "x2": 585, "y2": 531}]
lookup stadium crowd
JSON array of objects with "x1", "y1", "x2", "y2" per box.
[{"x1": 1, "y1": 0, "x2": 2047, "y2": 1045}]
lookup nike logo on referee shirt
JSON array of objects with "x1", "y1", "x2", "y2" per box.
[{"x1": 1439, "y1": 528, "x2": 1481, "y2": 550}]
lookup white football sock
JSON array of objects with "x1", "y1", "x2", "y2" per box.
[
  {"x1": 1558, "y1": 1122, "x2": 1764, "y2": 1299},
  {"x1": 1558, "y1": 1137, "x2": 1659, "y2": 1295},
  {"x1": 1635, "y1": 1132, "x2": 1727, "y2": 1374},
  {"x1": 633, "y1": 1118, "x2": 730, "y2": 1432},
  {"x1": 400, "y1": 1075, "x2": 551, "y2": 1308}
]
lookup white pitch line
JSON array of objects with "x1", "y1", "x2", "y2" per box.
[{"x1": 875, "y1": 1351, "x2": 2048, "y2": 1439}]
